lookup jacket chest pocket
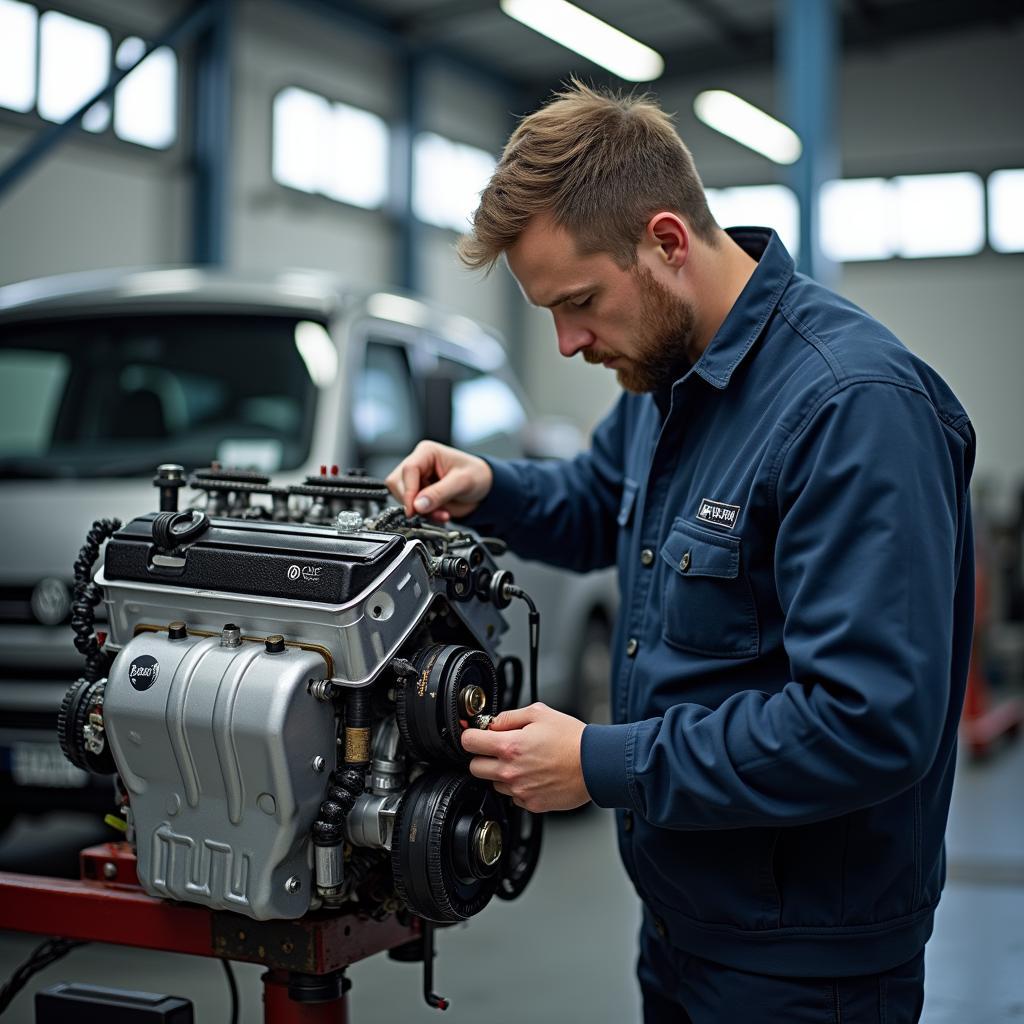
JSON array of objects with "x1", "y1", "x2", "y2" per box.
[{"x1": 660, "y1": 519, "x2": 759, "y2": 658}]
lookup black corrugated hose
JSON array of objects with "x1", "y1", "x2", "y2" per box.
[{"x1": 71, "y1": 518, "x2": 122, "y2": 681}]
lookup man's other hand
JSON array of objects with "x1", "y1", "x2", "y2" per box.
[
  {"x1": 385, "y1": 441, "x2": 493, "y2": 523},
  {"x1": 461, "y1": 703, "x2": 590, "y2": 813}
]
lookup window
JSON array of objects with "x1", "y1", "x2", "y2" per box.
[
  {"x1": 272, "y1": 87, "x2": 389, "y2": 209},
  {"x1": 0, "y1": 316, "x2": 318, "y2": 478},
  {"x1": 2, "y1": 4, "x2": 178, "y2": 147},
  {"x1": 114, "y1": 36, "x2": 177, "y2": 149},
  {"x1": 891, "y1": 172, "x2": 985, "y2": 259},
  {"x1": 354, "y1": 342, "x2": 420, "y2": 467},
  {"x1": 819, "y1": 172, "x2": 985, "y2": 262},
  {"x1": 38, "y1": 10, "x2": 111, "y2": 132},
  {"x1": 705, "y1": 184, "x2": 800, "y2": 259},
  {"x1": 988, "y1": 169, "x2": 1024, "y2": 254},
  {"x1": 440, "y1": 358, "x2": 527, "y2": 460},
  {"x1": 819, "y1": 178, "x2": 895, "y2": 262},
  {"x1": 0, "y1": 0, "x2": 37, "y2": 113},
  {"x1": 413, "y1": 133, "x2": 496, "y2": 232},
  {"x1": 0, "y1": 349, "x2": 70, "y2": 455}
]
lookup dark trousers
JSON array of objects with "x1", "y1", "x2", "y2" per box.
[{"x1": 638, "y1": 915, "x2": 926, "y2": 1024}]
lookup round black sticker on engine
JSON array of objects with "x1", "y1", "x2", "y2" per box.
[{"x1": 129, "y1": 655, "x2": 160, "y2": 691}]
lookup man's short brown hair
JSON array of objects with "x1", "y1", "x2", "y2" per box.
[{"x1": 459, "y1": 79, "x2": 719, "y2": 272}]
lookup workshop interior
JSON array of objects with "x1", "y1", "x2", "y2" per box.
[{"x1": 0, "y1": 0, "x2": 1023, "y2": 1021}]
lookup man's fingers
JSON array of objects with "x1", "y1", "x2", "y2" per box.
[
  {"x1": 460, "y1": 727, "x2": 506, "y2": 756},
  {"x1": 399, "y1": 462, "x2": 422, "y2": 517},
  {"x1": 489, "y1": 704, "x2": 543, "y2": 731},
  {"x1": 412, "y1": 470, "x2": 471, "y2": 515},
  {"x1": 467, "y1": 755, "x2": 505, "y2": 782}
]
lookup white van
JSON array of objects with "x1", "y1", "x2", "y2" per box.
[{"x1": 0, "y1": 267, "x2": 616, "y2": 828}]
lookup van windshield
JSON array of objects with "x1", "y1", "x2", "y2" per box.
[{"x1": 0, "y1": 314, "x2": 321, "y2": 479}]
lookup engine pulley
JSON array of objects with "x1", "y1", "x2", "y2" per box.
[
  {"x1": 495, "y1": 802, "x2": 543, "y2": 901},
  {"x1": 390, "y1": 770, "x2": 506, "y2": 923},
  {"x1": 396, "y1": 645, "x2": 498, "y2": 765},
  {"x1": 58, "y1": 677, "x2": 116, "y2": 774}
]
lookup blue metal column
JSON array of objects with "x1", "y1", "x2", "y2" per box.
[
  {"x1": 192, "y1": 0, "x2": 232, "y2": 265},
  {"x1": 391, "y1": 51, "x2": 426, "y2": 292},
  {"x1": 777, "y1": 0, "x2": 839, "y2": 285}
]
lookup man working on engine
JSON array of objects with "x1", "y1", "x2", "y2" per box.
[{"x1": 385, "y1": 82, "x2": 975, "y2": 1023}]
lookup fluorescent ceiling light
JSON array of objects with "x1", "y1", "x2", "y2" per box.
[
  {"x1": 694, "y1": 90, "x2": 801, "y2": 165},
  {"x1": 500, "y1": 0, "x2": 663, "y2": 82}
]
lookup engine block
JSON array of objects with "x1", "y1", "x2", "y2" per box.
[{"x1": 59, "y1": 466, "x2": 541, "y2": 935}]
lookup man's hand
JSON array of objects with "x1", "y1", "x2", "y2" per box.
[
  {"x1": 385, "y1": 441, "x2": 493, "y2": 523},
  {"x1": 461, "y1": 703, "x2": 590, "y2": 813}
]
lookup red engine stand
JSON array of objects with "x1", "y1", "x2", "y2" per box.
[{"x1": 0, "y1": 842, "x2": 422, "y2": 1023}]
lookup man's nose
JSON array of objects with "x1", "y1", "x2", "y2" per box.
[{"x1": 555, "y1": 321, "x2": 595, "y2": 359}]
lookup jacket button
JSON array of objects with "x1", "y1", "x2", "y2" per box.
[
  {"x1": 640, "y1": 548, "x2": 654, "y2": 567},
  {"x1": 625, "y1": 637, "x2": 638, "y2": 657},
  {"x1": 654, "y1": 917, "x2": 667, "y2": 939},
  {"x1": 680, "y1": 551, "x2": 691, "y2": 572},
  {"x1": 623, "y1": 810, "x2": 633, "y2": 832}
]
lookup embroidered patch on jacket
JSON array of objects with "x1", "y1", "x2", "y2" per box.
[{"x1": 696, "y1": 498, "x2": 741, "y2": 530}]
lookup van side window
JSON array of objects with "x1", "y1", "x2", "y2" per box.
[
  {"x1": 355, "y1": 341, "x2": 421, "y2": 475},
  {"x1": 440, "y1": 359, "x2": 527, "y2": 460}
]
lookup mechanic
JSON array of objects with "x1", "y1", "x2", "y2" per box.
[{"x1": 386, "y1": 82, "x2": 975, "y2": 1023}]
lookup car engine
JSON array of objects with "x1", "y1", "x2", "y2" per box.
[{"x1": 57, "y1": 464, "x2": 542, "y2": 951}]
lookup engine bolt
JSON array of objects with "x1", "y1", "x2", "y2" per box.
[
  {"x1": 475, "y1": 820, "x2": 502, "y2": 867},
  {"x1": 311, "y1": 755, "x2": 326, "y2": 773},
  {"x1": 220, "y1": 623, "x2": 242, "y2": 647},
  {"x1": 103, "y1": 861, "x2": 118, "y2": 880},
  {"x1": 459, "y1": 685, "x2": 487, "y2": 718},
  {"x1": 285, "y1": 876, "x2": 301, "y2": 894}
]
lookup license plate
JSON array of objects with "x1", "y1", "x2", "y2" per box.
[{"x1": 8, "y1": 742, "x2": 89, "y2": 788}]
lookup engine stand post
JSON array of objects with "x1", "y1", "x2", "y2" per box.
[{"x1": 262, "y1": 969, "x2": 349, "y2": 1024}]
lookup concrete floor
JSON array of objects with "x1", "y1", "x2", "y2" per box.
[{"x1": 1, "y1": 739, "x2": 1021, "y2": 1023}]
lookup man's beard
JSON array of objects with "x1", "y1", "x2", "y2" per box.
[{"x1": 583, "y1": 263, "x2": 697, "y2": 394}]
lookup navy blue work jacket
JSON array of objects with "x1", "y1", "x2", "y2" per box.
[{"x1": 467, "y1": 228, "x2": 976, "y2": 977}]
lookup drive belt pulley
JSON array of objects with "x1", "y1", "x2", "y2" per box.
[
  {"x1": 496, "y1": 803, "x2": 542, "y2": 901},
  {"x1": 390, "y1": 769, "x2": 507, "y2": 923},
  {"x1": 396, "y1": 645, "x2": 498, "y2": 765}
]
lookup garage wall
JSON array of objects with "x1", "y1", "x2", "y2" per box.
[
  {"x1": 0, "y1": 0, "x2": 520, "y2": 341},
  {"x1": 0, "y1": 0, "x2": 192, "y2": 285},
  {"x1": 2, "y1": 5, "x2": 1021, "y2": 484},
  {"x1": 230, "y1": 0, "x2": 395, "y2": 288}
]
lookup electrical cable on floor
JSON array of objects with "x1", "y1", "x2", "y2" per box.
[
  {"x1": 0, "y1": 937, "x2": 88, "y2": 1015},
  {"x1": 221, "y1": 958, "x2": 238, "y2": 1024}
]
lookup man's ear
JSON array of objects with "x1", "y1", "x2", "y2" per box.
[{"x1": 645, "y1": 213, "x2": 689, "y2": 269}]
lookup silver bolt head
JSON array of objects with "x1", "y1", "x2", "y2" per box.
[
  {"x1": 336, "y1": 510, "x2": 364, "y2": 533},
  {"x1": 103, "y1": 861, "x2": 118, "y2": 880},
  {"x1": 475, "y1": 820, "x2": 503, "y2": 867},
  {"x1": 312, "y1": 755, "x2": 326, "y2": 773},
  {"x1": 459, "y1": 684, "x2": 487, "y2": 718},
  {"x1": 285, "y1": 875, "x2": 301, "y2": 894}
]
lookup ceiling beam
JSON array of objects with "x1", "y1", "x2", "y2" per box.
[{"x1": 650, "y1": 0, "x2": 1023, "y2": 86}]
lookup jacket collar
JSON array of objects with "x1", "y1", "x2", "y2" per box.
[{"x1": 685, "y1": 226, "x2": 794, "y2": 392}]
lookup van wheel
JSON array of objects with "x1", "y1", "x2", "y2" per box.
[{"x1": 572, "y1": 614, "x2": 612, "y2": 724}]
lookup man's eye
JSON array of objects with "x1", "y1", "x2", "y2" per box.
[{"x1": 571, "y1": 295, "x2": 593, "y2": 309}]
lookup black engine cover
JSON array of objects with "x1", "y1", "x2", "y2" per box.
[{"x1": 104, "y1": 513, "x2": 405, "y2": 604}]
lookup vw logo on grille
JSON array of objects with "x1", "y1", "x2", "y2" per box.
[{"x1": 31, "y1": 577, "x2": 71, "y2": 626}]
